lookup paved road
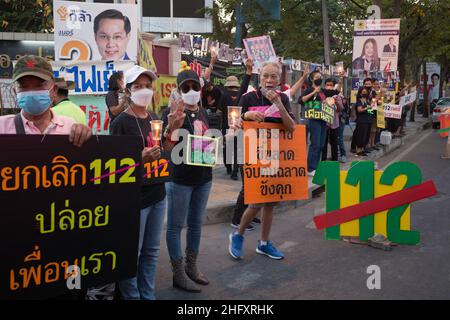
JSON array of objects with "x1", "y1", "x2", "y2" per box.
[{"x1": 155, "y1": 129, "x2": 450, "y2": 299}]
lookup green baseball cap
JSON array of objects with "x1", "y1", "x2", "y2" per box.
[{"x1": 13, "y1": 55, "x2": 54, "y2": 82}]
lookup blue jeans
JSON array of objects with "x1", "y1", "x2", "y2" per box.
[
  {"x1": 338, "y1": 121, "x2": 347, "y2": 157},
  {"x1": 166, "y1": 181, "x2": 212, "y2": 261},
  {"x1": 119, "y1": 198, "x2": 166, "y2": 300},
  {"x1": 307, "y1": 119, "x2": 328, "y2": 172}
]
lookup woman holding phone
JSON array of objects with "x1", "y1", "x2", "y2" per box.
[{"x1": 162, "y1": 65, "x2": 213, "y2": 293}]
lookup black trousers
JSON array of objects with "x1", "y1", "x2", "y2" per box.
[
  {"x1": 322, "y1": 127, "x2": 339, "y2": 161},
  {"x1": 223, "y1": 136, "x2": 238, "y2": 175},
  {"x1": 387, "y1": 118, "x2": 401, "y2": 133},
  {"x1": 232, "y1": 165, "x2": 247, "y2": 224},
  {"x1": 356, "y1": 122, "x2": 371, "y2": 148}
]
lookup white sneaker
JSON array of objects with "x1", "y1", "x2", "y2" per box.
[
  {"x1": 308, "y1": 170, "x2": 316, "y2": 177},
  {"x1": 340, "y1": 155, "x2": 347, "y2": 163}
]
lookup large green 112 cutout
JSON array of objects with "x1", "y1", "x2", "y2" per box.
[{"x1": 312, "y1": 160, "x2": 422, "y2": 244}]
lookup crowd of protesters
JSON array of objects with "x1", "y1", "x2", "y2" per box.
[{"x1": 1, "y1": 52, "x2": 416, "y2": 301}]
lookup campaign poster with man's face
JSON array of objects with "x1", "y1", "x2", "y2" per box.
[
  {"x1": 54, "y1": 0, "x2": 138, "y2": 62},
  {"x1": 419, "y1": 62, "x2": 441, "y2": 100},
  {"x1": 352, "y1": 19, "x2": 400, "y2": 73}
]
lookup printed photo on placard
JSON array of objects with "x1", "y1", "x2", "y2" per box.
[
  {"x1": 352, "y1": 19, "x2": 400, "y2": 72},
  {"x1": 243, "y1": 35, "x2": 277, "y2": 73},
  {"x1": 232, "y1": 48, "x2": 243, "y2": 65},
  {"x1": 218, "y1": 43, "x2": 230, "y2": 62},
  {"x1": 179, "y1": 34, "x2": 192, "y2": 53},
  {"x1": 186, "y1": 135, "x2": 219, "y2": 168},
  {"x1": 193, "y1": 36, "x2": 203, "y2": 50}
]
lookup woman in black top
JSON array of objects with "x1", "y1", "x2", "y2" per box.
[
  {"x1": 161, "y1": 67, "x2": 214, "y2": 293},
  {"x1": 105, "y1": 71, "x2": 126, "y2": 125},
  {"x1": 355, "y1": 88, "x2": 374, "y2": 156},
  {"x1": 110, "y1": 65, "x2": 174, "y2": 300}
]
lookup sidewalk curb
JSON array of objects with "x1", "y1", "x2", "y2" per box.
[
  {"x1": 202, "y1": 119, "x2": 431, "y2": 226},
  {"x1": 204, "y1": 178, "x2": 321, "y2": 226}
]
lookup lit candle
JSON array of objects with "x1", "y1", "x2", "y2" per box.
[
  {"x1": 231, "y1": 111, "x2": 237, "y2": 126},
  {"x1": 154, "y1": 124, "x2": 160, "y2": 136},
  {"x1": 150, "y1": 120, "x2": 163, "y2": 146},
  {"x1": 227, "y1": 106, "x2": 242, "y2": 128}
]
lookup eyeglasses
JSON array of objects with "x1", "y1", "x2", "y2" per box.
[{"x1": 180, "y1": 82, "x2": 201, "y2": 94}]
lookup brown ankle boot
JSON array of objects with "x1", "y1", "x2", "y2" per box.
[
  {"x1": 170, "y1": 259, "x2": 201, "y2": 292},
  {"x1": 185, "y1": 249, "x2": 209, "y2": 285}
]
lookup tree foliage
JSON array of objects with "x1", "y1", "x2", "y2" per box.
[
  {"x1": 209, "y1": 0, "x2": 449, "y2": 82},
  {"x1": 0, "y1": 0, "x2": 53, "y2": 33}
]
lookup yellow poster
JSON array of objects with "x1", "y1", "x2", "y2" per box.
[
  {"x1": 138, "y1": 32, "x2": 157, "y2": 72},
  {"x1": 351, "y1": 90, "x2": 358, "y2": 104},
  {"x1": 377, "y1": 104, "x2": 385, "y2": 128},
  {"x1": 151, "y1": 75, "x2": 177, "y2": 114}
]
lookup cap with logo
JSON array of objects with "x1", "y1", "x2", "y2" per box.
[{"x1": 13, "y1": 55, "x2": 54, "y2": 82}]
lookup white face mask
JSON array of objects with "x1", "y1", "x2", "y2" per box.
[
  {"x1": 130, "y1": 88, "x2": 153, "y2": 107},
  {"x1": 181, "y1": 89, "x2": 201, "y2": 106}
]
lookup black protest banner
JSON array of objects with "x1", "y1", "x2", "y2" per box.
[
  {"x1": 0, "y1": 135, "x2": 142, "y2": 299},
  {"x1": 181, "y1": 53, "x2": 247, "y2": 86}
]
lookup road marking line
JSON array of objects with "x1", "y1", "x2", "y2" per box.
[{"x1": 382, "y1": 130, "x2": 432, "y2": 169}]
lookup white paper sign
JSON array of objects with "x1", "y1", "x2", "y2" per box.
[
  {"x1": 399, "y1": 91, "x2": 417, "y2": 106},
  {"x1": 384, "y1": 104, "x2": 403, "y2": 119}
]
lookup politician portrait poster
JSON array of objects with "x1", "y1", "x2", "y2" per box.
[
  {"x1": 54, "y1": 0, "x2": 138, "y2": 62},
  {"x1": 352, "y1": 19, "x2": 400, "y2": 73}
]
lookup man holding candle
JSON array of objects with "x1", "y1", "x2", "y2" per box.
[{"x1": 221, "y1": 58, "x2": 254, "y2": 179}]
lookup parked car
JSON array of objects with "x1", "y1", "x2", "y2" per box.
[{"x1": 432, "y1": 97, "x2": 450, "y2": 128}]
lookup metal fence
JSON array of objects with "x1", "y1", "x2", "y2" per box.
[{"x1": 0, "y1": 82, "x2": 19, "y2": 115}]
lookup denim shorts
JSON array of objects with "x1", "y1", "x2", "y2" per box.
[{"x1": 248, "y1": 202, "x2": 278, "y2": 208}]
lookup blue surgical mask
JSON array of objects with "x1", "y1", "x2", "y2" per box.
[{"x1": 17, "y1": 90, "x2": 52, "y2": 116}]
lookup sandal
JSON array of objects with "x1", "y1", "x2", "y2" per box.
[
  {"x1": 368, "y1": 234, "x2": 393, "y2": 251},
  {"x1": 342, "y1": 236, "x2": 368, "y2": 245}
]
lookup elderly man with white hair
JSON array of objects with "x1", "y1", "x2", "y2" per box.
[{"x1": 228, "y1": 61, "x2": 296, "y2": 261}]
